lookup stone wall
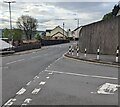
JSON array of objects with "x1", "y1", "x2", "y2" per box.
[{"x1": 79, "y1": 16, "x2": 120, "y2": 55}]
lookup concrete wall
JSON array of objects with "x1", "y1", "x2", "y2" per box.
[{"x1": 79, "y1": 16, "x2": 120, "y2": 55}]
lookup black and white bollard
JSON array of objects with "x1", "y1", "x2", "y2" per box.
[
  {"x1": 84, "y1": 48, "x2": 87, "y2": 57},
  {"x1": 72, "y1": 48, "x2": 74, "y2": 55},
  {"x1": 97, "y1": 48, "x2": 100, "y2": 60},
  {"x1": 68, "y1": 46, "x2": 71, "y2": 54},
  {"x1": 77, "y1": 48, "x2": 79, "y2": 56},
  {"x1": 116, "y1": 46, "x2": 119, "y2": 63}
]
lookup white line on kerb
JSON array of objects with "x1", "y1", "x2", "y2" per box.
[
  {"x1": 45, "y1": 70, "x2": 117, "y2": 80},
  {"x1": 6, "y1": 59, "x2": 25, "y2": 65}
]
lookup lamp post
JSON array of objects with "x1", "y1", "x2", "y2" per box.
[{"x1": 3, "y1": 0, "x2": 16, "y2": 49}]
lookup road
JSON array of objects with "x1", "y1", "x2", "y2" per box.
[{"x1": 1, "y1": 42, "x2": 118, "y2": 106}]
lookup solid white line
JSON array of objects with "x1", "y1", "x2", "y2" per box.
[
  {"x1": 6, "y1": 59, "x2": 25, "y2": 65},
  {"x1": 45, "y1": 70, "x2": 117, "y2": 80}
]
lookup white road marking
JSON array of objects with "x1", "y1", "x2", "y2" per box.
[
  {"x1": 26, "y1": 81, "x2": 31, "y2": 86},
  {"x1": 31, "y1": 56, "x2": 41, "y2": 59},
  {"x1": 21, "y1": 103, "x2": 27, "y2": 106},
  {"x1": 16, "y1": 88, "x2": 26, "y2": 95},
  {"x1": 33, "y1": 76, "x2": 39, "y2": 80},
  {"x1": 48, "y1": 72, "x2": 53, "y2": 75},
  {"x1": 97, "y1": 83, "x2": 118, "y2": 94},
  {"x1": 24, "y1": 98, "x2": 32, "y2": 104},
  {"x1": 32, "y1": 88, "x2": 41, "y2": 94},
  {"x1": 45, "y1": 70, "x2": 117, "y2": 80},
  {"x1": 46, "y1": 76, "x2": 50, "y2": 79},
  {"x1": 4, "y1": 98, "x2": 16, "y2": 106},
  {"x1": 39, "y1": 81, "x2": 46, "y2": 85},
  {"x1": 6, "y1": 59, "x2": 25, "y2": 65}
]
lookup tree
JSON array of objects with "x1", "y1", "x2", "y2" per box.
[
  {"x1": 34, "y1": 33, "x2": 41, "y2": 41},
  {"x1": 102, "y1": 3, "x2": 120, "y2": 20},
  {"x1": 16, "y1": 15, "x2": 38, "y2": 40},
  {"x1": 112, "y1": 5, "x2": 119, "y2": 16},
  {"x1": 2, "y1": 28, "x2": 23, "y2": 40},
  {"x1": 102, "y1": 12, "x2": 113, "y2": 20}
]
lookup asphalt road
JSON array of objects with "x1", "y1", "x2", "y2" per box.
[
  {"x1": 1, "y1": 42, "x2": 118, "y2": 106},
  {"x1": 2, "y1": 43, "x2": 71, "y2": 106}
]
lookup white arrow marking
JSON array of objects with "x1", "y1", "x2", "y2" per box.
[
  {"x1": 16, "y1": 88, "x2": 26, "y2": 95},
  {"x1": 39, "y1": 81, "x2": 46, "y2": 85},
  {"x1": 32, "y1": 88, "x2": 41, "y2": 94},
  {"x1": 24, "y1": 98, "x2": 32, "y2": 104}
]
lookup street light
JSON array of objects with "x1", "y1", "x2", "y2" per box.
[{"x1": 3, "y1": 0, "x2": 16, "y2": 49}]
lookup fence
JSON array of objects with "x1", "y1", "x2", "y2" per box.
[
  {"x1": 79, "y1": 16, "x2": 120, "y2": 55},
  {"x1": 41, "y1": 39, "x2": 70, "y2": 46},
  {"x1": 14, "y1": 43, "x2": 41, "y2": 52}
]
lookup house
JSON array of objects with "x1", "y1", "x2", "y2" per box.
[
  {"x1": 72, "y1": 26, "x2": 82, "y2": 40},
  {"x1": 45, "y1": 26, "x2": 67, "y2": 40}
]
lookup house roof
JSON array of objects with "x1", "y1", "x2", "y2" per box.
[
  {"x1": 52, "y1": 26, "x2": 67, "y2": 33},
  {"x1": 51, "y1": 32, "x2": 67, "y2": 37}
]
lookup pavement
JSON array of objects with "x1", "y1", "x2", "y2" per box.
[
  {"x1": 1, "y1": 42, "x2": 119, "y2": 106},
  {"x1": 65, "y1": 47, "x2": 120, "y2": 68}
]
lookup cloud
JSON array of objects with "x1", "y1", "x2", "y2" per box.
[{"x1": 0, "y1": 1, "x2": 118, "y2": 30}]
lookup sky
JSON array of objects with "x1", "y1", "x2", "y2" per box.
[{"x1": 0, "y1": 0, "x2": 119, "y2": 31}]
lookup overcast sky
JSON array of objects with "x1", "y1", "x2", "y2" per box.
[{"x1": 0, "y1": 0, "x2": 119, "y2": 31}]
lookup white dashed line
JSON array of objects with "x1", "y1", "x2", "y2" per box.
[
  {"x1": 32, "y1": 88, "x2": 41, "y2": 94},
  {"x1": 46, "y1": 76, "x2": 50, "y2": 79},
  {"x1": 16, "y1": 88, "x2": 26, "y2": 95},
  {"x1": 39, "y1": 81, "x2": 46, "y2": 85},
  {"x1": 26, "y1": 81, "x2": 31, "y2": 86},
  {"x1": 45, "y1": 70, "x2": 117, "y2": 80},
  {"x1": 6, "y1": 59, "x2": 25, "y2": 65},
  {"x1": 33, "y1": 76, "x2": 39, "y2": 80},
  {"x1": 48, "y1": 72, "x2": 53, "y2": 75}
]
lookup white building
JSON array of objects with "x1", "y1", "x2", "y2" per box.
[
  {"x1": 45, "y1": 26, "x2": 67, "y2": 40},
  {"x1": 72, "y1": 26, "x2": 82, "y2": 40}
]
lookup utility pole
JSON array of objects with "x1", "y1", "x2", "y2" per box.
[
  {"x1": 4, "y1": 0, "x2": 16, "y2": 49},
  {"x1": 77, "y1": 19, "x2": 79, "y2": 28},
  {"x1": 63, "y1": 22, "x2": 64, "y2": 38}
]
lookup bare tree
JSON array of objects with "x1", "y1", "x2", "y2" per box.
[{"x1": 16, "y1": 15, "x2": 38, "y2": 40}]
